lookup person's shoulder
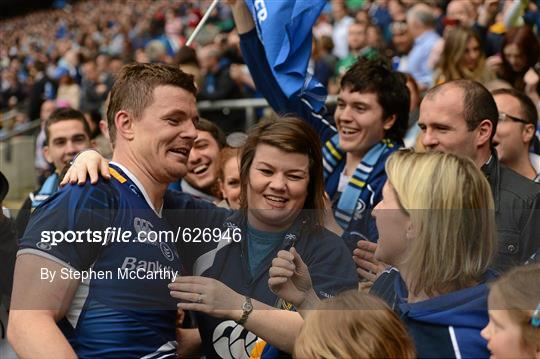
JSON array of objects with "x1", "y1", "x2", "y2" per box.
[
  {"x1": 315, "y1": 226, "x2": 341, "y2": 240},
  {"x1": 34, "y1": 178, "x2": 118, "y2": 214},
  {"x1": 295, "y1": 226, "x2": 352, "y2": 265},
  {"x1": 373, "y1": 267, "x2": 400, "y2": 285},
  {"x1": 61, "y1": 177, "x2": 119, "y2": 199},
  {"x1": 163, "y1": 189, "x2": 232, "y2": 228},
  {"x1": 498, "y1": 164, "x2": 540, "y2": 202},
  {"x1": 370, "y1": 267, "x2": 399, "y2": 304},
  {"x1": 164, "y1": 189, "x2": 217, "y2": 210},
  {"x1": 300, "y1": 225, "x2": 344, "y2": 248}
]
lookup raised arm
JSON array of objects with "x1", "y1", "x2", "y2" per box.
[
  {"x1": 228, "y1": 0, "x2": 337, "y2": 142},
  {"x1": 228, "y1": 0, "x2": 255, "y2": 34},
  {"x1": 8, "y1": 254, "x2": 80, "y2": 358}
]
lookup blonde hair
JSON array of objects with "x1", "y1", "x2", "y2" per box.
[
  {"x1": 490, "y1": 264, "x2": 540, "y2": 350},
  {"x1": 294, "y1": 291, "x2": 416, "y2": 359},
  {"x1": 435, "y1": 26, "x2": 494, "y2": 84},
  {"x1": 386, "y1": 150, "x2": 496, "y2": 297}
]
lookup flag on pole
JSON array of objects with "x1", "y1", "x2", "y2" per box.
[{"x1": 244, "y1": 0, "x2": 328, "y2": 112}]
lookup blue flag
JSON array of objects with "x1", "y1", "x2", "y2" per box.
[{"x1": 244, "y1": 0, "x2": 328, "y2": 112}]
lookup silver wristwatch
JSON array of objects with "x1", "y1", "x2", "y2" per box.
[{"x1": 236, "y1": 296, "x2": 253, "y2": 325}]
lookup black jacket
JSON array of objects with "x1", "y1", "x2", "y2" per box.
[
  {"x1": 483, "y1": 152, "x2": 540, "y2": 271},
  {"x1": 0, "y1": 213, "x2": 17, "y2": 297}
]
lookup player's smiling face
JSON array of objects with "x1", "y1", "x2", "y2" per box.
[
  {"x1": 132, "y1": 85, "x2": 198, "y2": 183},
  {"x1": 246, "y1": 144, "x2": 309, "y2": 232}
]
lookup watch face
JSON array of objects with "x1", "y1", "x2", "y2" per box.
[{"x1": 242, "y1": 301, "x2": 253, "y2": 311}]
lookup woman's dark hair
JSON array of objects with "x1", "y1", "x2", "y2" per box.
[{"x1": 500, "y1": 26, "x2": 540, "y2": 90}]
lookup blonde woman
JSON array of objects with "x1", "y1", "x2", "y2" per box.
[
  {"x1": 434, "y1": 26, "x2": 495, "y2": 85},
  {"x1": 481, "y1": 264, "x2": 540, "y2": 359},
  {"x1": 370, "y1": 150, "x2": 497, "y2": 358},
  {"x1": 294, "y1": 291, "x2": 416, "y2": 359},
  {"x1": 270, "y1": 150, "x2": 497, "y2": 358}
]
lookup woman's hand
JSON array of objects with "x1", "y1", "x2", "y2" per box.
[
  {"x1": 268, "y1": 248, "x2": 317, "y2": 311},
  {"x1": 60, "y1": 150, "x2": 110, "y2": 186},
  {"x1": 169, "y1": 276, "x2": 244, "y2": 321},
  {"x1": 353, "y1": 240, "x2": 387, "y2": 283},
  {"x1": 486, "y1": 55, "x2": 502, "y2": 74}
]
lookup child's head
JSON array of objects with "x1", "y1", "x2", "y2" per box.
[
  {"x1": 294, "y1": 291, "x2": 415, "y2": 359},
  {"x1": 481, "y1": 264, "x2": 540, "y2": 359}
]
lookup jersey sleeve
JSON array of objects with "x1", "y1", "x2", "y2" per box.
[
  {"x1": 239, "y1": 29, "x2": 337, "y2": 143},
  {"x1": 18, "y1": 180, "x2": 118, "y2": 271}
]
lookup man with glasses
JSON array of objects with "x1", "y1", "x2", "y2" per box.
[{"x1": 492, "y1": 88, "x2": 540, "y2": 182}]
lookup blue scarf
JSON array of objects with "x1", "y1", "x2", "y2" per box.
[
  {"x1": 323, "y1": 134, "x2": 397, "y2": 229},
  {"x1": 30, "y1": 173, "x2": 59, "y2": 210}
]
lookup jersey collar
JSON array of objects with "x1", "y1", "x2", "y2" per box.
[{"x1": 109, "y1": 161, "x2": 163, "y2": 217}]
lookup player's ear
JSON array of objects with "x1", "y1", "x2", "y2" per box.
[
  {"x1": 43, "y1": 146, "x2": 52, "y2": 164},
  {"x1": 114, "y1": 111, "x2": 135, "y2": 141}
]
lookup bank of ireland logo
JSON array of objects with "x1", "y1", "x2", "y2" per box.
[
  {"x1": 212, "y1": 320, "x2": 258, "y2": 359},
  {"x1": 160, "y1": 242, "x2": 175, "y2": 262}
]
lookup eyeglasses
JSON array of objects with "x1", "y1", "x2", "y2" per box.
[{"x1": 498, "y1": 112, "x2": 530, "y2": 125}]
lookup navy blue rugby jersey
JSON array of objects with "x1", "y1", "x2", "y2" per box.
[{"x1": 19, "y1": 162, "x2": 182, "y2": 359}]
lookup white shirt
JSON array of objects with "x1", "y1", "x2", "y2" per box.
[
  {"x1": 529, "y1": 153, "x2": 540, "y2": 183},
  {"x1": 332, "y1": 16, "x2": 354, "y2": 59}
]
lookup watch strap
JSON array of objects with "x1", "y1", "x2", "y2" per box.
[{"x1": 236, "y1": 296, "x2": 253, "y2": 325}]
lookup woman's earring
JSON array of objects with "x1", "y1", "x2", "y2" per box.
[{"x1": 405, "y1": 231, "x2": 413, "y2": 241}]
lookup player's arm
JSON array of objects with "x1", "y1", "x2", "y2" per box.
[
  {"x1": 8, "y1": 254, "x2": 80, "y2": 359},
  {"x1": 9, "y1": 182, "x2": 112, "y2": 358}
]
